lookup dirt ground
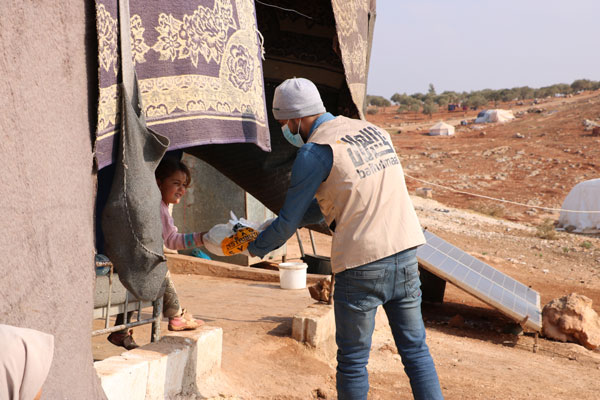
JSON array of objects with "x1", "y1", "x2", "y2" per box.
[
  {"x1": 93, "y1": 92, "x2": 600, "y2": 398},
  {"x1": 93, "y1": 202, "x2": 600, "y2": 399}
]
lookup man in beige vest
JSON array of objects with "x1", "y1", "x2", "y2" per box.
[{"x1": 248, "y1": 78, "x2": 443, "y2": 400}]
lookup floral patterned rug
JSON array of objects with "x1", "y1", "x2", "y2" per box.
[{"x1": 94, "y1": 0, "x2": 269, "y2": 169}]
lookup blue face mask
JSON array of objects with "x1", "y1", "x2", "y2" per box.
[{"x1": 282, "y1": 120, "x2": 304, "y2": 148}]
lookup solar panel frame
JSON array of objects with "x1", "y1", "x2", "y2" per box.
[{"x1": 417, "y1": 231, "x2": 542, "y2": 331}]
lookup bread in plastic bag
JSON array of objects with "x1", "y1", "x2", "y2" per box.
[{"x1": 204, "y1": 211, "x2": 273, "y2": 256}]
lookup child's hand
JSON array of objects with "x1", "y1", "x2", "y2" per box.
[{"x1": 194, "y1": 232, "x2": 207, "y2": 247}]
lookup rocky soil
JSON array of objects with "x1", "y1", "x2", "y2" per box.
[{"x1": 367, "y1": 90, "x2": 600, "y2": 228}]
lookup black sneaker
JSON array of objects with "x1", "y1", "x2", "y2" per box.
[{"x1": 107, "y1": 329, "x2": 139, "y2": 350}]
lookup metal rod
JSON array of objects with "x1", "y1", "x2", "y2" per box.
[
  {"x1": 92, "y1": 318, "x2": 159, "y2": 337},
  {"x1": 105, "y1": 264, "x2": 114, "y2": 329},
  {"x1": 295, "y1": 230, "x2": 305, "y2": 258},
  {"x1": 124, "y1": 291, "x2": 130, "y2": 324},
  {"x1": 533, "y1": 332, "x2": 539, "y2": 353},
  {"x1": 151, "y1": 297, "x2": 163, "y2": 342},
  {"x1": 137, "y1": 301, "x2": 142, "y2": 321},
  {"x1": 308, "y1": 229, "x2": 317, "y2": 255}
]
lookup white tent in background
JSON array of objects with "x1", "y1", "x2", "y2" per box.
[
  {"x1": 475, "y1": 109, "x2": 515, "y2": 123},
  {"x1": 429, "y1": 121, "x2": 455, "y2": 136},
  {"x1": 557, "y1": 179, "x2": 600, "y2": 233}
]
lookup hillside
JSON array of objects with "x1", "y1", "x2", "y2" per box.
[{"x1": 367, "y1": 90, "x2": 600, "y2": 226}]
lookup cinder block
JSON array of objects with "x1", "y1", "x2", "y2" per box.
[
  {"x1": 162, "y1": 327, "x2": 223, "y2": 395},
  {"x1": 121, "y1": 348, "x2": 167, "y2": 400},
  {"x1": 292, "y1": 304, "x2": 335, "y2": 347},
  {"x1": 123, "y1": 341, "x2": 190, "y2": 399},
  {"x1": 95, "y1": 356, "x2": 149, "y2": 400},
  {"x1": 95, "y1": 327, "x2": 222, "y2": 399}
]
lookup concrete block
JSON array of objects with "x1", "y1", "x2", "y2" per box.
[
  {"x1": 122, "y1": 339, "x2": 189, "y2": 400},
  {"x1": 167, "y1": 254, "x2": 329, "y2": 285},
  {"x1": 95, "y1": 356, "x2": 148, "y2": 400},
  {"x1": 94, "y1": 326, "x2": 223, "y2": 399},
  {"x1": 292, "y1": 303, "x2": 335, "y2": 347},
  {"x1": 121, "y1": 348, "x2": 167, "y2": 400},
  {"x1": 161, "y1": 327, "x2": 223, "y2": 395}
]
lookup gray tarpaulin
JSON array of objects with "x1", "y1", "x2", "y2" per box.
[{"x1": 101, "y1": 0, "x2": 170, "y2": 301}]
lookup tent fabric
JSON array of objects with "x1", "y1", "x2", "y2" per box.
[
  {"x1": 475, "y1": 109, "x2": 515, "y2": 123},
  {"x1": 429, "y1": 121, "x2": 455, "y2": 136},
  {"x1": 94, "y1": 0, "x2": 270, "y2": 169},
  {"x1": 182, "y1": 1, "x2": 374, "y2": 228},
  {"x1": 558, "y1": 179, "x2": 600, "y2": 233},
  {"x1": 332, "y1": 0, "x2": 375, "y2": 119},
  {"x1": 475, "y1": 109, "x2": 515, "y2": 124},
  {"x1": 94, "y1": 0, "x2": 375, "y2": 235}
]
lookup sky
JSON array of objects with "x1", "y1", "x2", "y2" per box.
[{"x1": 367, "y1": 0, "x2": 600, "y2": 98}]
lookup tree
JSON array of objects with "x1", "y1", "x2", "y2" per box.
[
  {"x1": 467, "y1": 94, "x2": 487, "y2": 109},
  {"x1": 366, "y1": 95, "x2": 391, "y2": 107},
  {"x1": 397, "y1": 98, "x2": 421, "y2": 114},
  {"x1": 410, "y1": 92, "x2": 427, "y2": 102},
  {"x1": 489, "y1": 90, "x2": 502, "y2": 107},
  {"x1": 534, "y1": 86, "x2": 554, "y2": 98},
  {"x1": 571, "y1": 79, "x2": 593, "y2": 92},
  {"x1": 428, "y1": 83, "x2": 436, "y2": 97},
  {"x1": 441, "y1": 91, "x2": 459, "y2": 104},
  {"x1": 555, "y1": 83, "x2": 571, "y2": 95},
  {"x1": 479, "y1": 89, "x2": 495, "y2": 102},
  {"x1": 422, "y1": 99, "x2": 438, "y2": 118},
  {"x1": 408, "y1": 99, "x2": 421, "y2": 113},
  {"x1": 499, "y1": 88, "x2": 517, "y2": 102},
  {"x1": 435, "y1": 95, "x2": 449, "y2": 109},
  {"x1": 517, "y1": 86, "x2": 534, "y2": 100},
  {"x1": 391, "y1": 92, "x2": 410, "y2": 105}
]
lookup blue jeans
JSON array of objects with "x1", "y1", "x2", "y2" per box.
[{"x1": 334, "y1": 248, "x2": 443, "y2": 400}]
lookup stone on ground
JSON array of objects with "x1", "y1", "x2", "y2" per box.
[{"x1": 542, "y1": 293, "x2": 600, "y2": 350}]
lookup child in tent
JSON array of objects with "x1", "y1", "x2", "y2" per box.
[{"x1": 108, "y1": 157, "x2": 204, "y2": 349}]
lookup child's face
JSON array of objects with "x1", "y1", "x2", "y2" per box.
[{"x1": 157, "y1": 170, "x2": 188, "y2": 205}]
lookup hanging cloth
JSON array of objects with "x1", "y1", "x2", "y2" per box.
[{"x1": 101, "y1": 0, "x2": 170, "y2": 301}]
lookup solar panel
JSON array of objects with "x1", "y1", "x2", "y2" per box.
[{"x1": 417, "y1": 230, "x2": 542, "y2": 331}]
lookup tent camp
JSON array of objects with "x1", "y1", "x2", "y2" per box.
[
  {"x1": 475, "y1": 109, "x2": 515, "y2": 124},
  {"x1": 429, "y1": 121, "x2": 455, "y2": 136},
  {"x1": 557, "y1": 179, "x2": 600, "y2": 233}
]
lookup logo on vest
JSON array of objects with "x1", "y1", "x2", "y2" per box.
[{"x1": 340, "y1": 125, "x2": 400, "y2": 179}]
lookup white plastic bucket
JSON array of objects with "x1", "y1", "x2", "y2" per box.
[{"x1": 278, "y1": 262, "x2": 308, "y2": 289}]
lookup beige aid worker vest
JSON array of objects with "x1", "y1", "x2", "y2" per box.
[{"x1": 308, "y1": 116, "x2": 425, "y2": 273}]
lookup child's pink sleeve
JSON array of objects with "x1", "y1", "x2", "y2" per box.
[{"x1": 160, "y1": 202, "x2": 203, "y2": 250}]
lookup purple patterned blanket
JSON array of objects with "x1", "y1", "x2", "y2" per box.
[{"x1": 95, "y1": 0, "x2": 270, "y2": 169}]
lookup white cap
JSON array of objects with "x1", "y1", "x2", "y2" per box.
[{"x1": 272, "y1": 77, "x2": 326, "y2": 120}]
